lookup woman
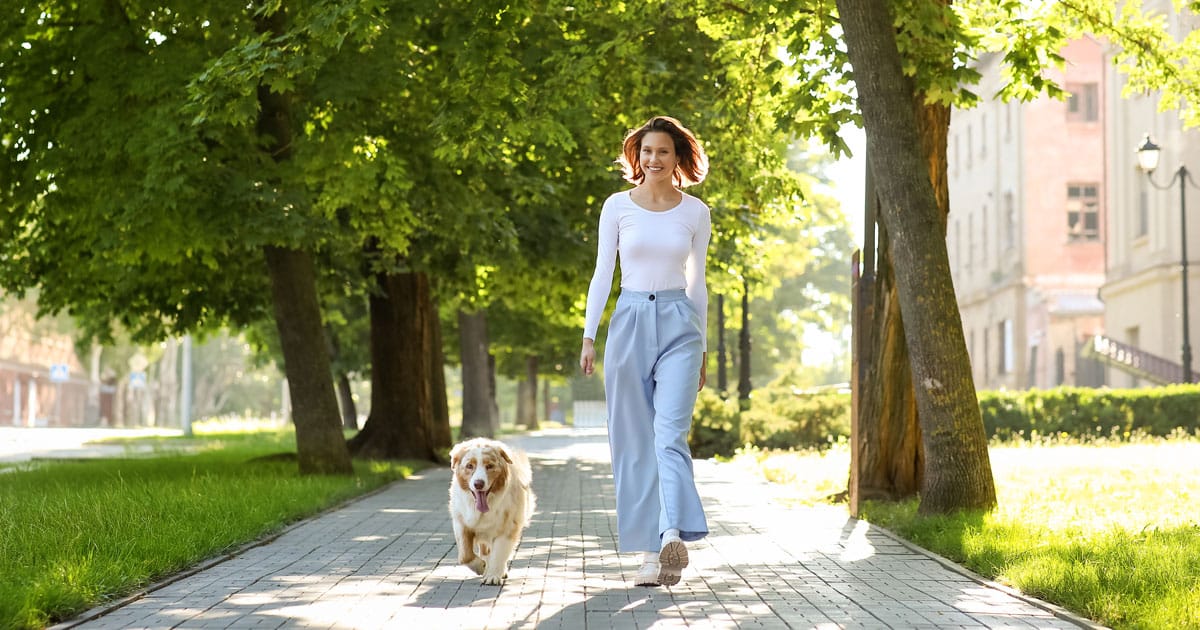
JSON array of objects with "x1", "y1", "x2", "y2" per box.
[{"x1": 580, "y1": 115, "x2": 710, "y2": 587}]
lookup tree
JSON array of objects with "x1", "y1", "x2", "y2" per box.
[{"x1": 835, "y1": 0, "x2": 996, "y2": 512}]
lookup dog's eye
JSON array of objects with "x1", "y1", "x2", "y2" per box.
[
  {"x1": 486, "y1": 464, "x2": 494, "y2": 470},
  {"x1": 465, "y1": 463, "x2": 475, "y2": 469}
]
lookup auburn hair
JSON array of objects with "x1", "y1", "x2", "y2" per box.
[{"x1": 618, "y1": 116, "x2": 708, "y2": 187}]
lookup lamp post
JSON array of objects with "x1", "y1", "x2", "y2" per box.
[{"x1": 1137, "y1": 133, "x2": 1195, "y2": 383}]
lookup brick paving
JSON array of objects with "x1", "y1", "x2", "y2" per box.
[{"x1": 56, "y1": 428, "x2": 1103, "y2": 630}]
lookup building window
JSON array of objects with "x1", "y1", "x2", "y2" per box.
[
  {"x1": 954, "y1": 219, "x2": 961, "y2": 273},
  {"x1": 967, "y1": 125, "x2": 973, "y2": 169},
  {"x1": 967, "y1": 215, "x2": 975, "y2": 270},
  {"x1": 1067, "y1": 183, "x2": 1100, "y2": 242},
  {"x1": 1137, "y1": 189, "x2": 1149, "y2": 238},
  {"x1": 984, "y1": 327, "x2": 990, "y2": 380},
  {"x1": 954, "y1": 134, "x2": 960, "y2": 177},
  {"x1": 981, "y1": 204, "x2": 989, "y2": 267},
  {"x1": 981, "y1": 113, "x2": 987, "y2": 158},
  {"x1": 1055, "y1": 348, "x2": 1065, "y2": 385},
  {"x1": 1003, "y1": 192, "x2": 1016, "y2": 250},
  {"x1": 1066, "y1": 82, "x2": 1099, "y2": 122},
  {"x1": 999, "y1": 320, "x2": 1014, "y2": 374}
]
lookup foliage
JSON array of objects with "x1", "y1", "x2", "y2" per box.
[
  {"x1": 689, "y1": 388, "x2": 742, "y2": 459},
  {"x1": 979, "y1": 385, "x2": 1200, "y2": 440},
  {"x1": 739, "y1": 387, "x2": 850, "y2": 450}
]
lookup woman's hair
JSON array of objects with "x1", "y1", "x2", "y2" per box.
[{"x1": 618, "y1": 116, "x2": 708, "y2": 187}]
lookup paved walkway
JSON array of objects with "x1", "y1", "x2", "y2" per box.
[
  {"x1": 0, "y1": 427, "x2": 182, "y2": 463},
  {"x1": 57, "y1": 429, "x2": 1100, "y2": 630}
]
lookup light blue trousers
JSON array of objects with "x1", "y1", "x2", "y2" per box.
[{"x1": 604, "y1": 289, "x2": 709, "y2": 553}]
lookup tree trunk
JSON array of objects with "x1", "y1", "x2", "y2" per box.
[
  {"x1": 254, "y1": 6, "x2": 351, "y2": 475},
  {"x1": 516, "y1": 355, "x2": 539, "y2": 429},
  {"x1": 459, "y1": 310, "x2": 495, "y2": 438},
  {"x1": 716, "y1": 294, "x2": 728, "y2": 392},
  {"x1": 327, "y1": 327, "x2": 358, "y2": 430},
  {"x1": 263, "y1": 246, "x2": 354, "y2": 474},
  {"x1": 348, "y1": 270, "x2": 441, "y2": 461},
  {"x1": 487, "y1": 354, "x2": 501, "y2": 433},
  {"x1": 428, "y1": 300, "x2": 452, "y2": 450},
  {"x1": 836, "y1": 0, "x2": 996, "y2": 513},
  {"x1": 157, "y1": 338, "x2": 178, "y2": 429},
  {"x1": 335, "y1": 373, "x2": 357, "y2": 431},
  {"x1": 86, "y1": 343, "x2": 102, "y2": 426},
  {"x1": 738, "y1": 281, "x2": 752, "y2": 407}
]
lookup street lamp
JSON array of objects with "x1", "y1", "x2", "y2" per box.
[{"x1": 1137, "y1": 133, "x2": 1196, "y2": 383}]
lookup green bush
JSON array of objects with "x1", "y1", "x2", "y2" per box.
[
  {"x1": 978, "y1": 385, "x2": 1200, "y2": 439},
  {"x1": 689, "y1": 388, "x2": 741, "y2": 458},
  {"x1": 739, "y1": 388, "x2": 850, "y2": 450},
  {"x1": 693, "y1": 384, "x2": 1200, "y2": 457}
]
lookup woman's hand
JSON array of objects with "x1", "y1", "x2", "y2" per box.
[
  {"x1": 580, "y1": 338, "x2": 596, "y2": 376},
  {"x1": 698, "y1": 352, "x2": 707, "y2": 391}
]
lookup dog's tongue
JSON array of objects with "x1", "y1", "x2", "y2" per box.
[{"x1": 473, "y1": 489, "x2": 489, "y2": 513}]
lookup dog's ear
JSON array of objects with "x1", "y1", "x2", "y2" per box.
[
  {"x1": 497, "y1": 446, "x2": 513, "y2": 464},
  {"x1": 449, "y1": 443, "x2": 466, "y2": 469}
]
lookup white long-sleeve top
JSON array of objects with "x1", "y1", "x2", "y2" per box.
[{"x1": 583, "y1": 189, "x2": 711, "y2": 350}]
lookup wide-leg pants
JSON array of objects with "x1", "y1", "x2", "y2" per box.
[{"x1": 604, "y1": 288, "x2": 709, "y2": 552}]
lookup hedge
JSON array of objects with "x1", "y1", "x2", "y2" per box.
[{"x1": 689, "y1": 385, "x2": 1200, "y2": 458}]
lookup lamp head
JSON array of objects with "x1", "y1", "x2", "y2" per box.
[{"x1": 1136, "y1": 133, "x2": 1162, "y2": 173}]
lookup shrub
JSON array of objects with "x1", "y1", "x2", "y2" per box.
[{"x1": 689, "y1": 389, "x2": 741, "y2": 458}]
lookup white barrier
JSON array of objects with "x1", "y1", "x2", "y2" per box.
[{"x1": 572, "y1": 400, "x2": 607, "y2": 428}]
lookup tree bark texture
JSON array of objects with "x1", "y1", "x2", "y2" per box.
[
  {"x1": 254, "y1": 6, "x2": 352, "y2": 475},
  {"x1": 264, "y1": 246, "x2": 354, "y2": 474},
  {"x1": 429, "y1": 304, "x2": 452, "y2": 450},
  {"x1": 516, "y1": 355, "x2": 539, "y2": 429},
  {"x1": 836, "y1": 0, "x2": 996, "y2": 513},
  {"x1": 458, "y1": 310, "x2": 495, "y2": 438},
  {"x1": 738, "y1": 283, "x2": 752, "y2": 407},
  {"x1": 335, "y1": 373, "x2": 357, "y2": 430},
  {"x1": 853, "y1": 2, "x2": 957, "y2": 505},
  {"x1": 347, "y1": 270, "x2": 441, "y2": 462},
  {"x1": 716, "y1": 294, "x2": 728, "y2": 392},
  {"x1": 327, "y1": 327, "x2": 358, "y2": 430},
  {"x1": 487, "y1": 354, "x2": 501, "y2": 434}
]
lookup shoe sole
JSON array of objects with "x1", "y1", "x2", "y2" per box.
[{"x1": 658, "y1": 540, "x2": 688, "y2": 586}]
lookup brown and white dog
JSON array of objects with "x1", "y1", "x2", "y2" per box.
[{"x1": 448, "y1": 437, "x2": 535, "y2": 585}]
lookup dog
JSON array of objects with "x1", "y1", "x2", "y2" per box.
[{"x1": 448, "y1": 437, "x2": 536, "y2": 585}]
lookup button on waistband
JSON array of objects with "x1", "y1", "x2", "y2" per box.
[{"x1": 649, "y1": 294, "x2": 656, "y2": 301}]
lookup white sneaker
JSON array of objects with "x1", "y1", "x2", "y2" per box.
[
  {"x1": 658, "y1": 538, "x2": 689, "y2": 586},
  {"x1": 634, "y1": 561, "x2": 660, "y2": 586}
]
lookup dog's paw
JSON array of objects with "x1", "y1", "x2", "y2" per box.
[
  {"x1": 466, "y1": 558, "x2": 486, "y2": 575},
  {"x1": 481, "y1": 572, "x2": 506, "y2": 586}
]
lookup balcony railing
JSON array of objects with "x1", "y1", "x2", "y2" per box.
[{"x1": 1080, "y1": 335, "x2": 1195, "y2": 384}]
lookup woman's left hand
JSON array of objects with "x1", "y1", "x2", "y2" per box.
[{"x1": 698, "y1": 353, "x2": 707, "y2": 391}]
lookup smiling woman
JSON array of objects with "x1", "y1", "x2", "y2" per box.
[{"x1": 579, "y1": 115, "x2": 712, "y2": 588}]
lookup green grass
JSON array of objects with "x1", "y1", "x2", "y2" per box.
[
  {"x1": 0, "y1": 430, "x2": 425, "y2": 630},
  {"x1": 735, "y1": 437, "x2": 1200, "y2": 630}
]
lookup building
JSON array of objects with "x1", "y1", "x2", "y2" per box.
[
  {"x1": 947, "y1": 39, "x2": 1108, "y2": 390},
  {"x1": 1100, "y1": 4, "x2": 1200, "y2": 387}
]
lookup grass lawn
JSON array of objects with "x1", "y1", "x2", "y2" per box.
[
  {"x1": 730, "y1": 436, "x2": 1200, "y2": 630},
  {"x1": 0, "y1": 430, "x2": 427, "y2": 630}
]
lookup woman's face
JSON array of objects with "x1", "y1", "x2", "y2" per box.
[{"x1": 639, "y1": 131, "x2": 678, "y2": 184}]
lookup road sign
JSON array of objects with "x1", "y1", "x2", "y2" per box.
[
  {"x1": 49, "y1": 364, "x2": 69, "y2": 382},
  {"x1": 129, "y1": 371, "x2": 147, "y2": 389}
]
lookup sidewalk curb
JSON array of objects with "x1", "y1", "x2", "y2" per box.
[
  {"x1": 48, "y1": 468, "x2": 441, "y2": 629},
  {"x1": 868, "y1": 523, "x2": 1110, "y2": 630}
]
